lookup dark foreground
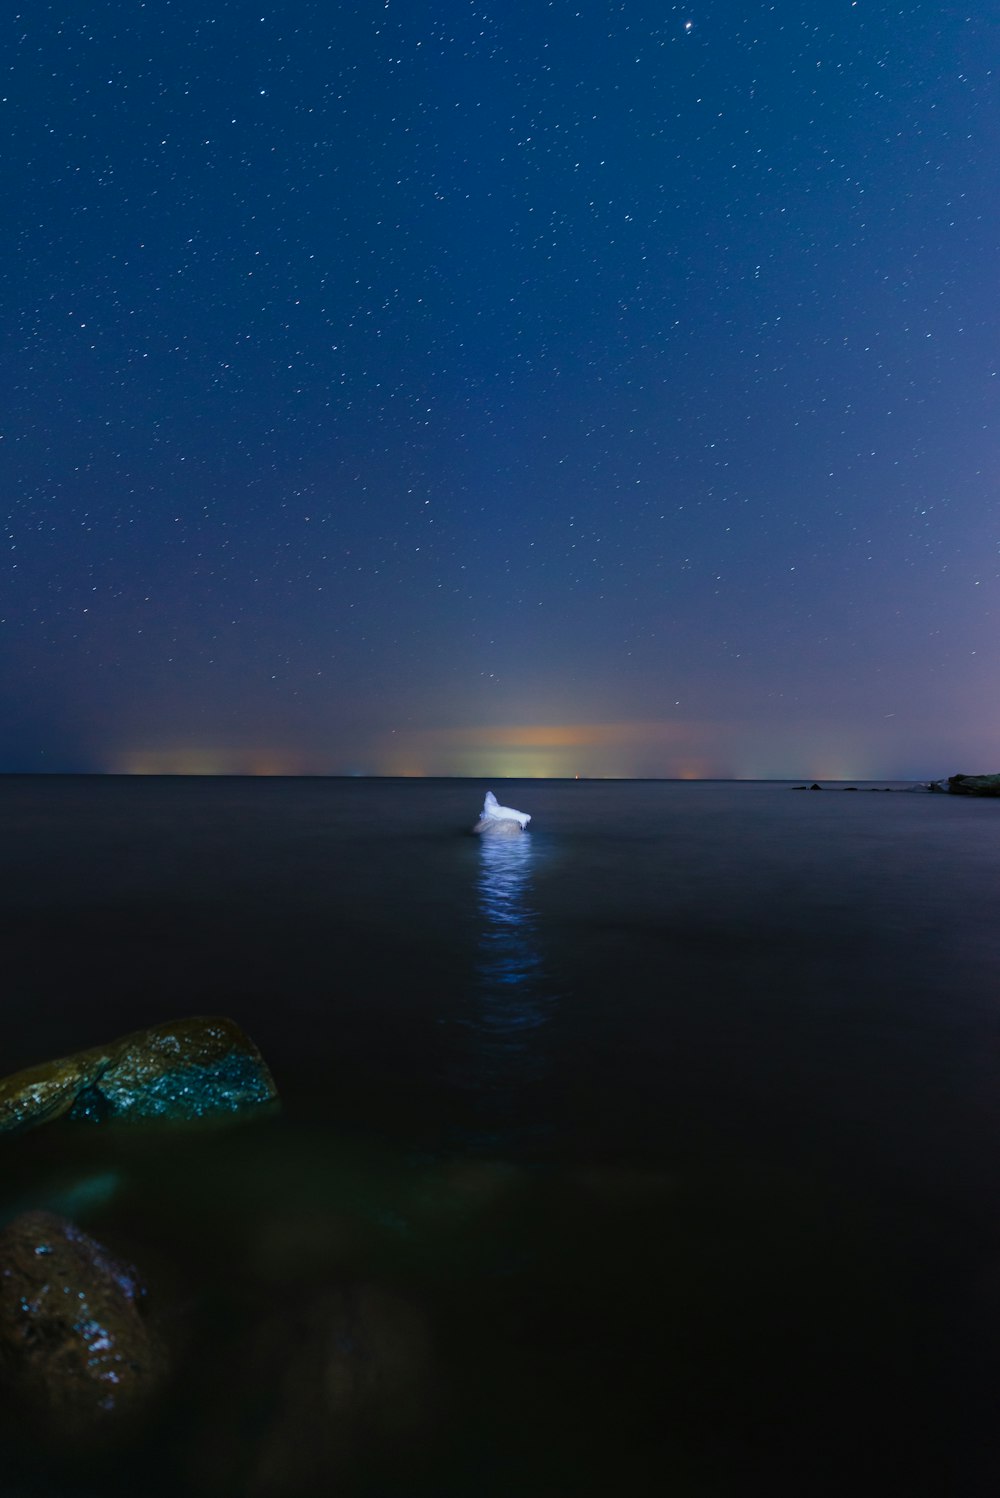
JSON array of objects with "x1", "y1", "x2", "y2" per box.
[{"x1": 1, "y1": 776, "x2": 999, "y2": 1495}]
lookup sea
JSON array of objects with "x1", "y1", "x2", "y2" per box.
[{"x1": 1, "y1": 774, "x2": 999, "y2": 1496}]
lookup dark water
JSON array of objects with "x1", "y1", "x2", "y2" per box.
[{"x1": 1, "y1": 775, "x2": 1000, "y2": 1494}]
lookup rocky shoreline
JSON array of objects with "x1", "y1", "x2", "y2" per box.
[
  {"x1": 792, "y1": 773, "x2": 1000, "y2": 795},
  {"x1": 943, "y1": 772, "x2": 1000, "y2": 796}
]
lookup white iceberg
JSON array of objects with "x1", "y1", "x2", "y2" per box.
[{"x1": 473, "y1": 790, "x2": 531, "y2": 834}]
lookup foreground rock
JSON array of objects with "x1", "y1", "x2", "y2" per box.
[
  {"x1": 0, "y1": 1016, "x2": 278, "y2": 1134},
  {"x1": 0, "y1": 1210, "x2": 166, "y2": 1441},
  {"x1": 947, "y1": 773, "x2": 1000, "y2": 797}
]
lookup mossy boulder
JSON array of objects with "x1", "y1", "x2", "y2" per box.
[
  {"x1": 0, "y1": 1016, "x2": 278, "y2": 1134},
  {"x1": 0, "y1": 1210, "x2": 166, "y2": 1441},
  {"x1": 947, "y1": 773, "x2": 1000, "y2": 797}
]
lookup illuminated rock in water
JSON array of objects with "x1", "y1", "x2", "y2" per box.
[
  {"x1": 0, "y1": 1209, "x2": 166, "y2": 1440},
  {"x1": 472, "y1": 789, "x2": 531, "y2": 834},
  {"x1": 472, "y1": 816, "x2": 522, "y2": 837},
  {"x1": 0, "y1": 1016, "x2": 278, "y2": 1133}
]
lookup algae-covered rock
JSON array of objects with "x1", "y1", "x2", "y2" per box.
[
  {"x1": 947, "y1": 773, "x2": 1000, "y2": 797},
  {"x1": 0, "y1": 1047, "x2": 115, "y2": 1133},
  {"x1": 0, "y1": 1016, "x2": 278, "y2": 1134},
  {"x1": 0, "y1": 1210, "x2": 166, "y2": 1441}
]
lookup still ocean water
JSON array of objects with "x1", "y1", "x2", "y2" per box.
[{"x1": 1, "y1": 775, "x2": 999, "y2": 1494}]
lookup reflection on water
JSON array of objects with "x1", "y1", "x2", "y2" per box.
[
  {"x1": 474, "y1": 834, "x2": 546, "y2": 1052},
  {"x1": 450, "y1": 834, "x2": 556, "y2": 1149}
]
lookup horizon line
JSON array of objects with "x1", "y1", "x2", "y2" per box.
[{"x1": 0, "y1": 771, "x2": 949, "y2": 783}]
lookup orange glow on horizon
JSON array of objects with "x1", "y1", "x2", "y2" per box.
[
  {"x1": 101, "y1": 718, "x2": 884, "y2": 780},
  {"x1": 375, "y1": 717, "x2": 882, "y2": 779},
  {"x1": 437, "y1": 723, "x2": 654, "y2": 749},
  {"x1": 109, "y1": 747, "x2": 308, "y2": 776},
  {"x1": 376, "y1": 719, "x2": 727, "y2": 778}
]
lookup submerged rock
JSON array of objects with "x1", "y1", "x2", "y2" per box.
[
  {"x1": 947, "y1": 773, "x2": 1000, "y2": 797},
  {"x1": 0, "y1": 1210, "x2": 166, "y2": 1441},
  {"x1": 0, "y1": 1016, "x2": 278, "y2": 1134},
  {"x1": 193, "y1": 1282, "x2": 436, "y2": 1495}
]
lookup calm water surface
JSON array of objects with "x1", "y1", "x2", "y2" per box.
[{"x1": 1, "y1": 776, "x2": 999, "y2": 1494}]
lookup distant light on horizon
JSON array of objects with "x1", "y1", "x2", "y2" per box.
[
  {"x1": 373, "y1": 719, "x2": 890, "y2": 780},
  {"x1": 91, "y1": 713, "x2": 956, "y2": 782},
  {"x1": 110, "y1": 747, "x2": 308, "y2": 776}
]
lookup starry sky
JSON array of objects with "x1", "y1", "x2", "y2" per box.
[{"x1": 2, "y1": 1, "x2": 998, "y2": 779}]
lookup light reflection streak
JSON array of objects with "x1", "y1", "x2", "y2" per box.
[
  {"x1": 474, "y1": 834, "x2": 545, "y2": 1043},
  {"x1": 451, "y1": 832, "x2": 555, "y2": 1149}
]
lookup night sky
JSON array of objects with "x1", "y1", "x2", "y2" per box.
[{"x1": 3, "y1": 2, "x2": 998, "y2": 779}]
